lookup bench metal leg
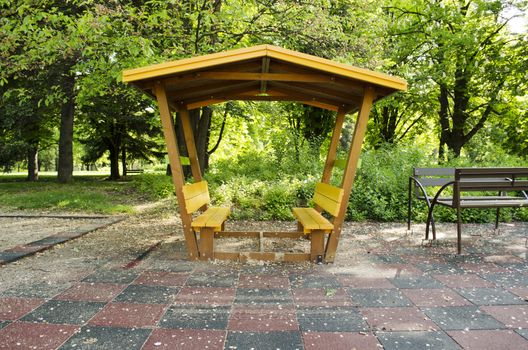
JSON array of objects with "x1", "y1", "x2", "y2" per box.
[
  {"x1": 199, "y1": 227, "x2": 215, "y2": 260},
  {"x1": 407, "y1": 177, "x2": 412, "y2": 231},
  {"x1": 457, "y1": 206, "x2": 462, "y2": 254},
  {"x1": 310, "y1": 230, "x2": 325, "y2": 262}
]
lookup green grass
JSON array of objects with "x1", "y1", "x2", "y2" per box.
[{"x1": 0, "y1": 174, "x2": 148, "y2": 214}]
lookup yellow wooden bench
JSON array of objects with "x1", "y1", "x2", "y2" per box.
[
  {"x1": 182, "y1": 181, "x2": 230, "y2": 260},
  {"x1": 292, "y1": 182, "x2": 344, "y2": 261}
]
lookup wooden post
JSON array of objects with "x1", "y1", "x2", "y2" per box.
[
  {"x1": 321, "y1": 108, "x2": 346, "y2": 184},
  {"x1": 179, "y1": 108, "x2": 203, "y2": 182},
  {"x1": 154, "y1": 82, "x2": 199, "y2": 260},
  {"x1": 324, "y1": 87, "x2": 376, "y2": 263},
  {"x1": 199, "y1": 227, "x2": 215, "y2": 260},
  {"x1": 310, "y1": 230, "x2": 325, "y2": 262}
]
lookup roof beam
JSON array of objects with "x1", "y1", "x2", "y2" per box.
[
  {"x1": 260, "y1": 57, "x2": 270, "y2": 94},
  {"x1": 169, "y1": 81, "x2": 258, "y2": 100},
  {"x1": 271, "y1": 82, "x2": 360, "y2": 106}
]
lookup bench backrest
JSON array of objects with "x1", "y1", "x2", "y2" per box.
[
  {"x1": 182, "y1": 181, "x2": 210, "y2": 214},
  {"x1": 455, "y1": 168, "x2": 528, "y2": 192},
  {"x1": 313, "y1": 182, "x2": 344, "y2": 217},
  {"x1": 413, "y1": 167, "x2": 455, "y2": 187}
]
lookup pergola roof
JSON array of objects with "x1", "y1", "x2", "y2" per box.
[{"x1": 122, "y1": 45, "x2": 407, "y2": 112}]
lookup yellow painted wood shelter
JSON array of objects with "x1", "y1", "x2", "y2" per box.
[{"x1": 122, "y1": 45, "x2": 407, "y2": 263}]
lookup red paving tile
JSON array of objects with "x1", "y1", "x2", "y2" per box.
[
  {"x1": 133, "y1": 271, "x2": 189, "y2": 286},
  {"x1": 433, "y1": 274, "x2": 494, "y2": 288},
  {"x1": 54, "y1": 282, "x2": 126, "y2": 302},
  {"x1": 508, "y1": 287, "x2": 528, "y2": 299},
  {"x1": 360, "y1": 307, "x2": 437, "y2": 331},
  {"x1": 293, "y1": 288, "x2": 353, "y2": 307},
  {"x1": 480, "y1": 305, "x2": 528, "y2": 328},
  {"x1": 459, "y1": 263, "x2": 510, "y2": 274},
  {"x1": 448, "y1": 329, "x2": 528, "y2": 350},
  {"x1": 229, "y1": 305, "x2": 298, "y2": 331},
  {"x1": 0, "y1": 322, "x2": 79, "y2": 350},
  {"x1": 401, "y1": 288, "x2": 472, "y2": 307},
  {"x1": 143, "y1": 329, "x2": 226, "y2": 350},
  {"x1": 174, "y1": 287, "x2": 235, "y2": 306},
  {"x1": 374, "y1": 264, "x2": 424, "y2": 277},
  {"x1": 238, "y1": 274, "x2": 290, "y2": 288},
  {"x1": 337, "y1": 276, "x2": 395, "y2": 289},
  {"x1": 0, "y1": 297, "x2": 45, "y2": 320},
  {"x1": 88, "y1": 302, "x2": 167, "y2": 328},
  {"x1": 303, "y1": 331, "x2": 381, "y2": 350}
]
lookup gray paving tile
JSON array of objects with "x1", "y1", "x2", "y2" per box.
[
  {"x1": 481, "y1": 273, "x2": 528, "y2": 288},
  {"x1": 376, "y1": 330, "x2": 462, "y2": 350},
  {"x1": 114, "y1": 284, "x2": 179, "y2": 304},
  {"x1": 389, "y1": 275, "x2": 445, "y2": 289},
  {"x1": 1, "y1": 282, "x2": 72, "y2": 298},
  {"x1": 159, "y1": 305, "x2": 229, "y2": 330},
  {"x1": 235, "y1": 288, "x2": 292, "y2": 305},
  {"x1": 225, "y1": 331, "x2": 303, "y2": 350},
  {"x1": 21, "y1": 300, "x2": 105, "y2": 325},
  {"x1": 0, "y1": 320, "x2": 10, "y2": 330},
  {"x1": 417, "y1": 262, "x2": 466, "y2": 274},
  {"x1": 59, "y1": 326, "x2": 151, "y2": 350},
  {"x1": 296, "y1": 306, "x2": 368, "y2": 332},
  {"x1": 456, "y1": 288, "x2": 527, "y2": 305},
  {"x1": 27, "y1": 236, "x2": 69, "y2": 246},
  {"x1": 347, "y1": 289, "x2": 412, "y2": 307},
  {"x1": 0, "y1": 251, "x2": 27, "y2": 263},
  {"x1": 423, "y1": 306, "x2": 505, "y2": 330},
  {"x1": 82, "y1": 269, "x2": 139, "y2": 284},
  {"x1": 186, "y1": 271, "x2": 238, "y2": 287},
  {"x1": 517, "y1": 329, "x2": 528, "y2": 340}
]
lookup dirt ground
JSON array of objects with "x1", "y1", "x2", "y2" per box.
[{"x1": 0, "y1": 199, "x2": 527, "y2": 294}]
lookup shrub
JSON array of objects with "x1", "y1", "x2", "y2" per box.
[{"x1": 132, "y1": 173, "x2": 174, "y2": 200}]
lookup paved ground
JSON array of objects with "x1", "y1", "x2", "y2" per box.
[{"x1": 0, "y1": 213, "x2": 527, "y2": 349}]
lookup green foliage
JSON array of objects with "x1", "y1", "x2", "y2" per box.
[{"x1": 132, "y1": 173, "x2": 174, "y2": 200}]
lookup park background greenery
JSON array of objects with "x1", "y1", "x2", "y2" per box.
[{"x1": 1, "y1": 0, "x2": 527, "y2": 223}]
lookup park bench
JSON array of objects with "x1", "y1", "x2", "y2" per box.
[
  {"x1": 182, "y1": 181, "x2": 230, "y2": 260},
  {"x1": 408, "y1": 167, "x2": 528, "y2": 254},
  {"x1": 126, "y1": 169, "x2": 144, "y2": 175},
  {"x1": 293, "y1": 182, "x2": 344, "y2": 262}
]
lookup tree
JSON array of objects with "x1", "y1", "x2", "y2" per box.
[{"x1": 386, "y1": 0, "x2": 527, "y2": 159}]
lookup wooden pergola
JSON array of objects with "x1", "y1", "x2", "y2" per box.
[{"x1": 122, "y1": 45, "x2": 407, "y2": 263}]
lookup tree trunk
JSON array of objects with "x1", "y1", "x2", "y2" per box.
[
  {"x1": 57, "y1": 74, "x2": 76, "y2": 183},
  {"x1": 108, "y1": 145, "x2": 120, "y2": 180},
  {"x1": 121, "y1": 146, "x2": 127, "y2": 177},
  {"x1": 27, "y1": 145, "x2": 38, "y2": 182}
]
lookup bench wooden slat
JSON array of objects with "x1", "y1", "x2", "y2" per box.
[
  {"x1": 183, "y1": 181, "x2": 210, "y2": 213},
  {"x1": 292, "y1": 207, "x2": 333, "y2": 233},
  {"x1": 415, "y1": 178, "x2": 453, "y2": 187},
  {"x1": 192, "y1": 207, "x2": 230, "y2": 230},
  {"x1": 414, "y1": 168, "x2": 454, "y2": 176},
  {"x1": 313, "y1": 182, "x2": 344, "y2": 217}
]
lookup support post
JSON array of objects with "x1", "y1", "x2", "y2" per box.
[
  {"x1": 179, "y1": 108, "x2": 203, "y2": 182},
  {"x1": 321, "y1": 108, "x2": 346, "y2": 184},
  {"x1": 324, "y1": 87, "x2": 376, "y2": 263},
  {"x1": 154, "y1": 82, "x2": 199, "y2": 260},
  {"x1": 310, "y1": 230, "x2": 325, "y2": 262},
  {"x1": 199, "y1": 227, "x2": 215, "y2": 260}
]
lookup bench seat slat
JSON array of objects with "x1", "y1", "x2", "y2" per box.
[
  {"x1": 437, "y1": 198, "x2": 528, "y2": 208},
  {"x1": 292, "y1": 207, "x2": 333, "y2": 234},
  {"x1": 192, "y1": 207, "x2": 230, "y2": 230}
]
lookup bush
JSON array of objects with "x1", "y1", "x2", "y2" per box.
[{"x1": 132, "y1": 173, "x2": 174, "y2": 200}]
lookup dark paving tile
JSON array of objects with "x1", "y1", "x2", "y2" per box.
[
  {"x1": 54, "y1": 282, "x2": 126, "y2": 302},
  {"x1": 296, "y1": 307, "x2": 368, "y2": 332},
  {"x1": 456, "y1": 288, "x2": 526, "y2": 305},
  {"x1": 389, "y1": 275, "x2": 445, "y2": 289},
  {"x1": 114, "y1": 284, "x2": 180, "y2": 304},
  {"x1": 480, "y1": 305, "x2": 528, "y2": 328},
  {"x1": 59, "y1": 325, "x2": 151, "y2": 350},
  {"x1": 133, "y1": 271, "x2": 189, "y2": 286},
  {"x1": 361, "y1": 307, "x2": 437, "y2": 331},
  {"x1": 1, "y1": 282, "x2": 73, "y2": 298},
  {"x1": 159, "y1": 305, "x2": 229, "y2": 330},
  {"x1": 89, "y1": 302, "x2": 166, "y2": 328},
  {"x1": 518, "y1": 329, "x2": 528, "y2": 340},
  {"x1": 82, "y1": 269, "x2": 139, "y2": 284},
  {"x1": 423, "y1": 306, "x2": 505, "y2": 330},
  {"x1": 21, "y1": 300, "x2": 105, "y2": 325},
  {"x1": 433, "y1": 274, "x2": 494, "y2": 288},
  {"x1": 337, "y1": 275, "x2": 395, "y2": 289},
  {"x1": 0, "y1": 251, "x2": 29, "y2": 263},
  {"x1": 481, "y1": 272, "x2": 528, "y2": 288},
  {"x1": 303, "y1": 331, "x2": 381, "y2": 350},
  {"x1": 0, "y1": 320, "x2": 10, "y2": 329},
  {"x1": 293, "y1": 288, "x2": 353, "y2": 307},
  {"x1": 500, "y1": 263, "x2": 528, "y2": 273},
  {"x1": 289, "y1": 274, "x2": 341, "y2": 289},
  {"x1": 0, "y1": 322, "x2": 79, "y2": 350},
  {"x1": 448, "y1": 329, "x2": 528, "y2": 350},
  {"x1": 185, "y1": 271, "x2": 238, "y2": 287},
  {"x1": 229, "y1": 306, "x2": 298, "y2": 331},
  {"x1": 371, "y1": 254, "x2": 405, "y2": 264},
  {"x1": 27, "y1": 236, "x2": 70, "y2": 246},
  {"x1": 143, "y1": 329, "x2": 225, "y2": 350},
  {"x1": 174, "y1": 287, "x2": 235, "y2": 306},
  {"x1": 417, "y1": 262, "x2": 466, "y2": 274},
  {"x1": 144, "y1": 260, "x2": 195, "y2": 273},
  {"x1": 235, "y1": 288, "x2": 292, "y2": 305},
  {"x1": 347, "y1": 288, "x2": 412, "y2": 307},
  {"x1": 0, "y1": 297, "x2": 45, "y2": 320},
  {"x1": 225, "y1": 331, "x2": 303, "y2": 350},
  {"x1": 376, "y1": 330, "x2": 461, "y2": 350}
]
